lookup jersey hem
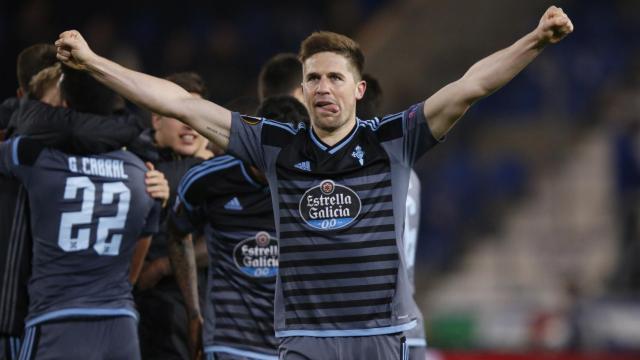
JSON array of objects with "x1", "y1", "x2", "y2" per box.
[
  {"x1": 204, "y1": 345, "x2": 278, "y2": 360},
  {"x1": 25, "y1": 308, "x2": 138, "y2": 327},
  {"x1": 275, "y1": 319, "x2": 417, "y2": 338}
]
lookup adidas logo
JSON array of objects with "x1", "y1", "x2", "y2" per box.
[
  {"x1": 294, "y1": 161, "x2": 311, "y2": 172},
  {"x1": 224, "y1": 197, "x2": 243, "y2": 211}
]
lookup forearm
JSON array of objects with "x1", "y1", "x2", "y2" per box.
[
  {"x1": 462, "y1": 30, "x2": 545, "y2": 99},
  {"x1": 87, "y1": 55, "x2": 232, "y2": 148},
  {"x1": 15, "y1": 100, "x2": 141, "y2": 154},
  {"x1": 425, "y1": 31, "x2": 547, "y2": 138},
  {"x1": 168, "y1": 230, "x2": 201, "y2": 317},
  {"x1": 194, "y1": 235, "x2": 209, "y2": 269},
  {"x1": 87, "y1": 55, "x2": 191, "y2": 119}
]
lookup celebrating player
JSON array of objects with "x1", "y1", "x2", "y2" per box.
[{"x1": 55, "y1": 6, "x2": 573, "y2": 359}]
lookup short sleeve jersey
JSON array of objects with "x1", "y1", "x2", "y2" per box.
[
  {"x1": 0, "y1": 137, "x2": 160, "y2": 327},
  {"x1": 227, "y1": 102, "x2": 439, "y2": 337},
  {"x1": 172, "y1": 155, "x2": 278, "y2": 357}
]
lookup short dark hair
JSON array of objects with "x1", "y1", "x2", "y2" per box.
[
  {"x1": 225, "y1": 96, "x2": 260, "y2": 115},
  {"x1": 258, "y1": 53, "x2": 302, "y2": 101},
  {"x1": 60, "y1": 64, "x2": 118, "y2": 115},
  {"x1": 299, "y1": 31, "x2": 364, "y2": 78},
  {"x1": 165, "y1": 72, "x2": 208, "y2": 98},
  {"x1": 256, "y1": 95, "x2": 309, "y2": 125},
  {"x1": 16, "y1": 44, "x2": 58, "y2": 92},
  {"x1": 356, "y1": 73, "x2": 383, "y2": 119}
]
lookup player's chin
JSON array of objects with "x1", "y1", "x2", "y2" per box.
[
  {"x1": 174, "y1": 144, "x2": 199, "y2": 156},
  {"x1": 313, "y1": 110, "x2": 341, "y2": 123},
  {"x1": 314, "y1": 116, "x2": 336, "y2": 127}
]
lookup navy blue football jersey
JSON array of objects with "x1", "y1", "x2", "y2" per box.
[
  {"x1": 0, "y1": 137, "x2": 160, "y2": 327},
  {"x1": 172, "y1": 155, "x2": 278, "y2": 359},
  {"x1": 227, "y1": 102, "x2": 439, "y2": 337}
]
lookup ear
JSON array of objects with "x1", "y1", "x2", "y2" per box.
[
  {"x1": 62, "y1": 99, "x2": 69, "y2": 108},
  {"x1": 293, "y1": 87, "x2": 305, "y2": 104},
  {"x1": 355, "y1": 79, "x2": 367, "y2": 100},
  {"x1": 151, "y1": 114, "x2": 162, "y2": 130},
  {"x1": 16, "y1": 88, "x2": 24, "y2": 98}
]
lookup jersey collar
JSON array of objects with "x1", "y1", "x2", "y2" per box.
[{"x1": 309, "y1": 119, "x2": 360, "y2": 155}]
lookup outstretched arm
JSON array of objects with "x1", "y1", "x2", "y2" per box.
[
  {"x1": 424, "y1": 5, "x2": 574, "y2": 139},
  {"x1": 55, "y1": 30, "x2": 232, "y2": 150}
]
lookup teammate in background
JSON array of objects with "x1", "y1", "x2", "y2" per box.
[
  {"x1": 1, "y1": 43, "x2": 58, "y2": 141},
  {"x1": 356, "y1": 73, "x2": 427, "y2": 359},
  {"x1": 0, "y1": 44, "x2": 164, "y2": 360},
  {"x1": 169, "y1": 156, "x2": 278, "y2": 360},
  {"x1": 355, "y1": 74, "x2": 382, "y2": 120},
  {"x1": 0, "y1": 44, "x2": 58, "y2": 360},
  {"x1": 1, "y1": 66, "x2": 161, "y2": 360},
  {"x1": 57, "y1": 6, "x2": 573, "y2": 358},
  {"x1": 256, "y1": 95, "x2": 310, "y2": 125},
  {"x1": 169, "y1": 98, "x2": 310, "y2": 360},
  {"x1": 130, "y1": 72, "x2": 212, "y2": 360},
  {"x1": 15, "y1": 44, "x2": 58, "y2": 99},
  {"x1": 258, "y1": 53, "x2": 303, "y2": 103}
]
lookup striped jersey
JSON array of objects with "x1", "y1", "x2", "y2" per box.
[
  {"x1": 172, "y1": 155, "x2": 278, "y2": 359},
  {"x1": 0, "y1": 177, "x2": 30, "y2": 335},
  {"x1": 0, "y1": 137, "x2": 160, "y2": 327},
  {"x1": 228, "y1": 102, "x2": 439, "y2": 337}
]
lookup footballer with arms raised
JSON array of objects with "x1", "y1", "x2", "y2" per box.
[{"x1": 55, "y1": 6, "x2": 573, "y2": 359}]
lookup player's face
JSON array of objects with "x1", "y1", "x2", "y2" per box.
[
  {"x1": 152, "y1": 92, "x2": 206, "y2": 156},
  {"x1": 152, "y1": 116, "x2": 205, "y2": 156},
  {"x1": 302, "y1": 52, "x2": 365, "y2": 134}
]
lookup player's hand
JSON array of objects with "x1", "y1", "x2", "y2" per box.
[
  {"x1": 54, "y1": 30, "x2": 97, "y2": 70},
  {"x1": 136, "y1": 257, "x2": 171, "y2": 290},
  {"x1": 535, "y1": 6, "x2": 574, "y2": 46},
  {"x1": 188, "y1": 314, "x2": 204, "y2": 360},
  {"x1": 145, "y1": 162, "x2": 170, "y2": 207}
]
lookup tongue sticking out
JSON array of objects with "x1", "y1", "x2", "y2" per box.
[{"x1": 318, "y1": 103, "x2": 339, "y2": 114}]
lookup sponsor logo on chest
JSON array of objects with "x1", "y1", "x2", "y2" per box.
[
  {"x1": 233, "y1": 231, "x2": 278, "y2": 278},
  {"x1": 298, "y1": 179, "x2": 362, "y2": 230}
]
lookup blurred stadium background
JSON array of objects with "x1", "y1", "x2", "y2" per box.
[{"x1": 3, "y1": 0, "x2": 640, "y2": 358}]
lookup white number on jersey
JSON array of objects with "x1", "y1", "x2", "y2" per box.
[{"x1": 57, "y1": 176, "x2": 131, "y2": 256}]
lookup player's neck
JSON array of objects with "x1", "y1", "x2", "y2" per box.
[{"x1": 312, "y1": 118, "x2": 356, "y2": 147}]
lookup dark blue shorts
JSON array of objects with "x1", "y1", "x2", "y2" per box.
[{"x1": 18, "y1": 316, "x2": 139, "y2": 360}]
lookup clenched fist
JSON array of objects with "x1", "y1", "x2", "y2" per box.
[
  {"x1": 55, "y1": 30, "x2": 97, "y2": 70},
  {"x1": 536, "y1": 6, "x2": 574, "y2": 46}
]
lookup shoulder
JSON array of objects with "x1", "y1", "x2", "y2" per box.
[
  {"x1": 8, "y1": 136, "x2": 46, "y2": 167},
  {"x1": 358, "y1": 112, "x2": 403, "y2": 142},
  {"x1": 259, "y1": 117, "x2": 306, "y2": 147},
  {"x1": 179, "y1": 155, "x2": 240, "y2": 189},
  {"x1": 359, "y1": 103, "x2": 424, "y2": 142}
]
